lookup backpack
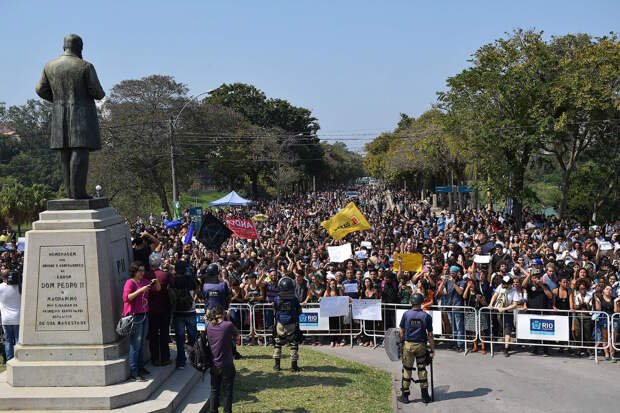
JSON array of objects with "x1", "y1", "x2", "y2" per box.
[
  {"x1": 169, "y1": 277, "x2": 194, "y2": 312},
  {"x1": 185, "y1": 331, "x2": 213, "y2": 372}
]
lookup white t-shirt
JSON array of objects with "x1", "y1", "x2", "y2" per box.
[
  {"x1": 508, "y1": 290, "x2": 528, "y2": 307},
  {"x1": 493, "y1": 286, "x2": 514, "y2": 308},
  {"x1": 0, "y1": 283, "x2": 21, "y2": 325}
]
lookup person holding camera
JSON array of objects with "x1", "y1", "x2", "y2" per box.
[
  {"x1": 436, "y1": 265, "x2": 466, "y2": 351},
  {"x1": 0, "y1": 269, "x2": 21, "y2": 362},
  {"x1": 132, "y1": 231, "x2": 160, "y2": 271},
  {"x1": 122, "y1": 261, "x2": 160, "y2": 381}
]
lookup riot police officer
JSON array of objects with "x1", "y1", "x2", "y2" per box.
[
  {"x1": 272, "y1": 276, "x2": 303, "y2": 372},
  {"x1": 398, "y1": 293, "x2": 435, "y2": 404}
]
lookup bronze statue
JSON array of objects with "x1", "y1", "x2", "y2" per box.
[{"x1": 36, "y1": 34, "x2": 105, "y2": 199}]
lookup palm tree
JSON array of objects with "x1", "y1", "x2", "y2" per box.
[{"x1": 0, "y1": 183, "x2": 51, "y2": 236}]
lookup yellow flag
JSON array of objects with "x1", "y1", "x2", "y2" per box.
[
  {"x1": 321, "y1": 202, "x2": 371, "y2": 240},
  {"x1": 393, "y1": 253, "x2": 423, "y2": 272}
]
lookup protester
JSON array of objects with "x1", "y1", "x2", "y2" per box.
[
  {"x1": 170, "y1": 260, "x2": 198, "y2": 369},
  {"x1": 146, "y1": 253, "x2": 172, "y2": 366}
]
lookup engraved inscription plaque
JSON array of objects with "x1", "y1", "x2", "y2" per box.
[{"x1": 36, "y1": 245, "x2": 89, "y2": 331}]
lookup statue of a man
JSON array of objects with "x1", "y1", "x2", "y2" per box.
[{"x1": 35, "y1": 34, "x2": 105, "y2": 199}]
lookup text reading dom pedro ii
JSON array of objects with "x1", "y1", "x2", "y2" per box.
[{"x1": 36, "y1": 246, "x2": 89, "y2": 331}]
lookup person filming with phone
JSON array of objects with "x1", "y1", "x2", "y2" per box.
[{"x1": 122, "y1": 261, "x2": 160, "y2": 381}]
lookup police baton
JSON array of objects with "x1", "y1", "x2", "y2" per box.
[{"x1": 430, "y1": 357, "x2": 434, "y2": 402}]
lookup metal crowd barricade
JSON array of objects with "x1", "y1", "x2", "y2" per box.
[
  {"x1": 425, "y1": 305, "x2": 477, "y2": 353},
  {"x1": 361, "y1": 303, "x2": 410, "y2": 347},
  {"x1": 229, "y1": 303, "x2": 253, "y2": 345},
  {"x1": 362, "y1": 304, "x2": 477, "y2": 353},
  {"x1": 251, "y1": 302, "x2": 362, "y2": 347},
  {"x1": 478, "y1": 307, "x2": 611, "y2": 363},
  {"x1": 612, "y1": 313, "x2": 619, "y2": 352}
]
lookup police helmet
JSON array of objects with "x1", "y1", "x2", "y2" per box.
[
  {"x1": 278, "y1": 276, "x2": 294, "y2": 292},
  {"x1": 149, "y1": 252, "x2": 162, "y2": 268},
  {"x1": 410, "y1": 293, "x2": 424, "y2": 306},
  {"x1": 278, "y1": 276, "x2": 295, "y2": 299},
  {"x1": 206, "y1": 263, "x2": 220, "y2": 277}
]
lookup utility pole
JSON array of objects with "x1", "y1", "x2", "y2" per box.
[
  {"x1": 276, "y1": 162, "x2": 281, "y2": 204},
  {"x1": 169, "y1": 116, "x2": 178, "y2": 209},
  {"x1": 312, "y1": 175, "x2": 316, "y2": 192}
]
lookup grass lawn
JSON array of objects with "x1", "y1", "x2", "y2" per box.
[
  {"x1": 179, "y1": 191, "x2": 229, "y2": 210},
  {"x1": 231, "y1": 346, "x2": 392, "y2": 413}
]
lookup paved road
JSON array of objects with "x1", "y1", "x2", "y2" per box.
[{"x1": 312, "y1": 345, "x2": 619, "y2": 413}]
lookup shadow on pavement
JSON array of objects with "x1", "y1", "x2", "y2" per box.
[{"x1": 429, "y1": 386, "x2": 492, "y2": 401}]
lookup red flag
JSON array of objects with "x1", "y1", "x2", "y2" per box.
[{"x1": 224, "y1": 218, "x2": 258, "y2": 239}]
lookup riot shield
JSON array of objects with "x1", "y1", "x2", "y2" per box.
[{"x1": 384, "y1": 328, "x2": 401, "y2": 361}]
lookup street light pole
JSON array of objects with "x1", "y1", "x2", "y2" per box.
[
  {"x1": 169, "y1": 116, "x2": 178, "y2": 209},
  {"x1": 169, "y1": 89, "x2": 215, "y2": 210}
]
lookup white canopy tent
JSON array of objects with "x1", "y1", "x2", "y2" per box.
[{"x1": 209, "y1": 191, "x2": 253, "y2": 207}]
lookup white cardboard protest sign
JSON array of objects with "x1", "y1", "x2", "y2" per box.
[
  {"x1": 328, "y1": 243, "x2": 353, "y2": 263},
  {"x1": 396, "y1": 309, "x2": 443, "y2": 335},
  {"x1": 299, "y1": 307, "x2": 330, "y2": 331},
  {"x1": 319, "y1": 296, "x2": 350, "y2": 317},
  {"x1": 474, "y1": 254, "x2": 491, "y2": 264},
  {"x1": 355, "y1": 250, "x2": 368, "y2": 259},
  {"x1": 516, "y1": 313, "x2": 569, "y2": 342},
  {"x1": 343, "y1": 283, "x2": 359, "y2": 294},
  {"x1": 352, "y1": 299, "x2": 382, "y2": 320},
  {"x1": 361, "y1": 241, "x2": 372, "y2": 249}
]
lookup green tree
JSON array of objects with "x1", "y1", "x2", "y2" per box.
[
  {"x1": 535, "y1": 33, "x2": 620, "y2": 218},
  {"x1": 0, "y1": 183, "x2": 52, "y2": 236},
  {"x1": 95, "y1": 75, "x2": 190, "y2": 215},
  {"x1": 439, "y1": 29, "x2": 548, "y2": 226},
  {"x1": 204, "y1": 83, "x2": 323, "y2": 195},
  {"x1": 565, "y1": 161, "x2": 619, "y2": 223},
  {"x1": 0, "y1": 99, "x2": 60, "y2": 190}
]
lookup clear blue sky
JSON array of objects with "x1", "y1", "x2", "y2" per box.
[{"x1": 1, "y1": 0, "x2": 618, "y2": 150}]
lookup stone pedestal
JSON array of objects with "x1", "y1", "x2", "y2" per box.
[
  {"x1": 0, "y1": 202, "x2": 207, "y2": 411},
  {"x1": 8, "y1": 204, "x2": 133, "y2": 387}
]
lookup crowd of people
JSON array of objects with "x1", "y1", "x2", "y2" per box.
[
  {"x1": 124, "y1": 186, "x2": 620, "y2": 362},
  {"x1": 2, "y1": 185, "x2": 620, "y2": 370}
]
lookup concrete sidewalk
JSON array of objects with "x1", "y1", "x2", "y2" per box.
[{"x1": 312, "y1": 345, "x2": 618, "y2": 413}]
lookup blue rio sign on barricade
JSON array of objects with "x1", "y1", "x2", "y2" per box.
[{"x1": 479, "y1": 307, "x2": 611, "y2": 362}]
